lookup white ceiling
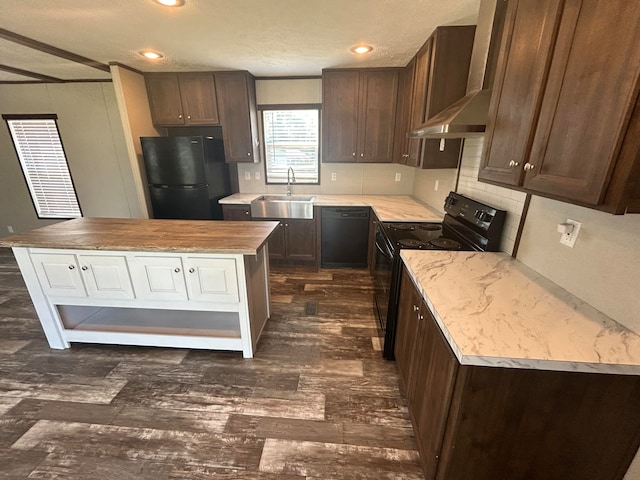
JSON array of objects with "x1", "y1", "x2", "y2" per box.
[{"x1": 0, "y1": 0, "x2": 480, "y2": 80}]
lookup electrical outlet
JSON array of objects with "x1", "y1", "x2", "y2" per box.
[
  {"x1": 559, "y1": 219, "x2": 582, "y2": 248},
  {"x1": 7, "y1": 226, "x2": 14, "y2": 233},
  {"x1": 434, "y1": 180, "x2": 439, "y2": 191},
  {"x1": 395, "y1": 172, "x2": 402, "y2": 182},
  {"x1": 255, "y1": 171, "x2": 260, "y2": 180},
  {"x1": 331, "y1": 172, "x2": 337, "y2": 181},
  {"x1": 439, "y1": 138, "x2": 446, "y2": 152},
  {"x1": 244, "y1": 171, "x2": 251, "y2": 180}
]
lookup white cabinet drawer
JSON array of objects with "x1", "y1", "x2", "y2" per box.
[
  {"x1": 184, "y1": 257, "x2": 239, "y2": 303},
  {"x1": 31, "y1": 253, "x2": 87, "y2": 298},
  {"x1": 128, "y1": 256, "x2": 188, "y2": 301},
  {"x1": 77, "y1": 255, "x2": 134, "y2": 299}
]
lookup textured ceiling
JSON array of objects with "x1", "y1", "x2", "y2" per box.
[{"x1": 0, "y1": 0, "x2": 479, "y2": 79}]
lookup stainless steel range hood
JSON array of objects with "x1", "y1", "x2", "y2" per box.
[{"x1": 410, "y1": 0, "x2": 506, "y2": 139}]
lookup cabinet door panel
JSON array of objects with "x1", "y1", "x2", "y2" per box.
[
  {"x1": 31, "y1": 253, "x2": 86, "y2": 298},
  {"x1": 524, "y1": 0, "x2": 640, "y2": 204},
  {"x1": 222, "y1": 205, "x2": 251, "y2": 220},
  {"x1": 479, "y1": 0, "x2": 561, "y2": 186},
  {"x1": 412, "y1": 303, "x2": 458, "y2": 480},
  {"x1": 322, "y1": 70, "x2": 360, "y2": 162},
  {"x1": 267, "y1": 222, "x2": 286, "y2": 261},
  {"x1": 215, "y1": 72, "x2": 259, "y2": 163},
  {"x1": 179, "y1": 73, "x2": 219, "y2": 125},
  {"x1": 359, "y1": 70, "x2": 398, "y2": 163},
  {"x1": 394, "y1": 268, "x2": 421, "y2": 395},
  {"x1": 285, "y1": 219, "x2": 316, "y2": 262},
  {"x1": 78, "y1": 255, "x2": 134, "y2": 300},
  {"x1": 185, "y1": 257, "x2": 239, "y2": 303},
  {"x1": 128, "y1": 256, "x2": 187, "y2": 301},
  {"x1": 146, "y1": 74, "x2": 184, "y2": 126}
]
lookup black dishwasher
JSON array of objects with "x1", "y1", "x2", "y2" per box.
[{"x1": 321, "y1": 207, "x2": 370, "y2": 268}]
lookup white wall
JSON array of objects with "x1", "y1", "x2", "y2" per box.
[
  {"x1": 412, "y1": 168, "x2": 458, "y2": 215},
  {"x1": 0, "y1": 82, "x2": 136, "y2": 236},
  {"x1": 239, "y1": 78, "x2": 416, "y2": 196},
  {"x1": 111, "y1": 65, "x2": 162, "y2": 218}
]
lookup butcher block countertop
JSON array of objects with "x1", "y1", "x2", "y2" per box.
[
  {"x1": 219, "y1": 194, "x2": 443, "y2": 222},
  {"x1": 0, "y1": 217, "x2": 280, "y2": 255},
  {"x1": 401, "y1": 250, "x2": 640, "y2": 375}
]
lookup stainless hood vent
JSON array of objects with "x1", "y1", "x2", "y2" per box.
[{"x1": 410, "y1": 0, "x2": 506, "y2": 139}]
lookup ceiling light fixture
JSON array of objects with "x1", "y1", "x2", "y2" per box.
[
  {"x1": 140, "y1": 50, "x2": 164, "y2": 60},
  {"x1": 351, "y1": 45, "x2": 373, "y2": 55},
  {"x1": 154, "y1": 0, "x2": 185, "y2": 6}
]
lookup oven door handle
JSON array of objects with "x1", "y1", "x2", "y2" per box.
[{"x1": 375, "y1": 237, "x2": 394, "y2": 261}]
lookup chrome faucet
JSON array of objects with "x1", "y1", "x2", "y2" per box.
[{"x1": 286, "y1": 167, "x2": 296, "y2": 196}]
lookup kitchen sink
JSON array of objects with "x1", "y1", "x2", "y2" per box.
[{"x1": 250, "y1": 195, "x2": 315, "y2": 219}]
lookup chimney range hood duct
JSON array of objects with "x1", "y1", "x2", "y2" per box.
[{"x1": 410, "y1": 0, "x2": 506, "y2": 139}]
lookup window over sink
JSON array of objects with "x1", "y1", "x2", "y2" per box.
[{"x1": 260, "y1": 105, "x2": 320, "y2": 184}]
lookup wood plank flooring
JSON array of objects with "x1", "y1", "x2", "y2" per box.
[{"x1": 0, "y1": 248, "x2": 424, "y2": 479}]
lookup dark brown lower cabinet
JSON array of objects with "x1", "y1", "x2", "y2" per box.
[
  {"x1": 265, "y1": 218, "x2": 317, "y2": 266},
  {"x1": 222, "y1": 204, "x2": 251, "y2": 220},
  {"x1": 396, "y1": 266, "x2": 640, "y2": 480}
]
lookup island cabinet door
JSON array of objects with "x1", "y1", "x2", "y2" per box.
[
  {"x1": 127, "y1": 256, "x2": 188, "y2": 301},
  {"x1": 30, "y1": 253, "x2": 87, "y2": 298},
  {"x1": 184, "y1": 257, "x2": 239, "y2": 303},
  {"x1": 77, "y1": 255, "x2": 134, "y2": 300}
]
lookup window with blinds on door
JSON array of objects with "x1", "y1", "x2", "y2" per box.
[
  {"x1": 4, "y1": 115, "x2": 82, "y2": 219},
  {"x1": 261, "y1": 106, "x2": 320, "y2": 184}
]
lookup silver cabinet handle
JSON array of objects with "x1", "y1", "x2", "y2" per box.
[
  {"x1": 524, "y1": 163, "x2": 535, "y2": 171},
  {"x1": 508, "y1": 160, "x2": 520, "y2": 167},
  {"x1": 178, "y1": 114, "x2": 183, "y2": 119},
  {"x1": 412, "y1": 305, "x2": 419, "y2": 312},
  {"x1": 244, "y1": 211, "x2": 249, "y2": 215},
  {"x1": 189, "y1": 268, "x2": 195, "y2": 273},
  {"x1": 247, "y1": 152, "x2": 251, "y2": 156},
  {"x1": 81, "y1": 266, "x2": 88, "y2": 271},
  {"x1": 187, "y1": 115, "x2": 191, "y2": 119},
  {"x1": 352, "y1": 152, "x2": 356, "y2": 157},
  {"x1": 419, "y1": 314, "x2": 424, "y2": 321},
  {"x1": 285, "y1": 223, "x2": 289, "y2": 227},
  {"x1": 174, "y1": 267, "x2": 181, "y2": 273},
  {"x1": 360, "y1": 153, "x2": 364, "y2": 157},
  {"x1": 68, "y1": 265, "x2": 75, "y2": 270}
]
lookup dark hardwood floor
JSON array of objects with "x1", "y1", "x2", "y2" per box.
[{"x1": 0, "y1": 248, "x2": 424, "y2": 479}]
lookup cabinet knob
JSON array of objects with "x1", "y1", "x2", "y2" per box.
[
  {"x1": 245, "y1": 211, "x2": 249, "y2": 215},
  {"x1": 174, "y1": 267, "x2": 181, "y2": 273},
  {"x1": 81, "y1": 266, "x2": 88, "y2": 271},
  {"x1": 508, "y1": 160, "x2": 520, "y2": 167},
  {"x1": 360, "y1": 153, "x2": 364, "y2": 157},
  {"x1": 187, "y1": 115, "x2": 191, "y2": 120},
  {"x1": 413, "y1": 304, "x2": 419, "y2": 312},
  {"x1": 247, "y1": 152, "x2": 251, "y2": 156},
  {"x1": 352, "y1": 152, "x2": 356, "y2": 157},
  {"x1": 178, "y1": 114, "x2": 183, "y2": 119},
  {"x1": 419, "y1": 314, "x2": 424, "y2": 321},
  {"x1": 189, "y1": 268, "x2": 195, "y2": 273},
  {"x1": 285, "y1": 223, "x2": 289, "y2": 227},
  {"x1": 524, "y1": 163, "x2": 535, "y2": 171},
  {"x1": 68, "y1": 265, "x2": 75, "y2": 270}
]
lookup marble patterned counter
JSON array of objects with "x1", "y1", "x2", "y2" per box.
[
  {"x1": 401, "y1": 250, "x2": 640, "y2": 375},
  {"x1": 219, "y1": 194, "x2": 443, "y2": 222}
]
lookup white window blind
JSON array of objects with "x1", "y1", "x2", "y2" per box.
[
  {"x1": 7, "y1": 118, "x2": 81, "y2": 219},
  {"x1": 262, "y1": 109, "x2": 319, "y2": 183}
]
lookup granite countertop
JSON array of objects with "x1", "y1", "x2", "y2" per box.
[
  {"x1": 0, "y1": 217, "x2": 279, "y2": 255},
  {"x1": 401, "y1": 250, "x2": 640, "y2": 375},
  {"x1": 219, "y1": 194, "x2": 443, "y2": 222}
]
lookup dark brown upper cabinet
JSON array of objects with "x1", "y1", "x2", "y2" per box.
[
  {"x1": 394, "y1": 26, "x2": 475, "y2": 169},
  {"x1": 322, "y1": 68, "x2": 399, "y2": 163},
  {"x1": 480, "y1": 0, "x2": 640, "y2": 214},
  {"x1": 146, "y1": 73, "x2": 219, "y2": 126},
  {"x1": 214, "y1": 71, "x2": 260, "y2": 163}
]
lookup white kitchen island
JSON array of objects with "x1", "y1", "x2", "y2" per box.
[{"x1": 0, "y1": 217, "x2": 279, "y2": 358}]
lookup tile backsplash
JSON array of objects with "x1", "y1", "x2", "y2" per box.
[{"x1": 456, "y1": 138, "x2": 527, "y2": 255}]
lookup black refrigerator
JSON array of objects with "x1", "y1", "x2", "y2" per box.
[{"x1": 140, "y1": 136, "x2": 231, "y2": 220}]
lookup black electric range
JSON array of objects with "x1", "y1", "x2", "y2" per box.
[{"x1": 373, "y1": 192, "x2": 506, "y2": 359}]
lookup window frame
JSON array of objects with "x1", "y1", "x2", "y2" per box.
[
  {"x1": 3, "y1": 113, "x2": 82, "y2": 220},
  {"x1": 258, "y1": 103, "x2": 322, "y2": 185}
]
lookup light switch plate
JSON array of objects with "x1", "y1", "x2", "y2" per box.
[
  {"x1": 395, "y1": 173, "x2": 401, "y2": 182},
  {"x1": 244, "y1": 171, "x2": 251, "y2": 180},
  {"x1": 434, "y1": 180, "x2": 439, "y2": 191},
  {"x1": 255, "y1": 171, "x2": 260, "y2": 180}
]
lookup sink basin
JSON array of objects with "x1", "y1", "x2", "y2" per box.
[{"x1": 251, "y1": 195, "x2": 315, "y2": 219}]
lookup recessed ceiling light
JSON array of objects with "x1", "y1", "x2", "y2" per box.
[
  {"x1": 351, "y1": 45, "x2": 373, "y2": 55},
  {"x1": 140, "y1": 50, "x2": 164, "y2": 60},
  {"x1": 154, "y1": 0, "x2": 185, "y2": 6}
]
